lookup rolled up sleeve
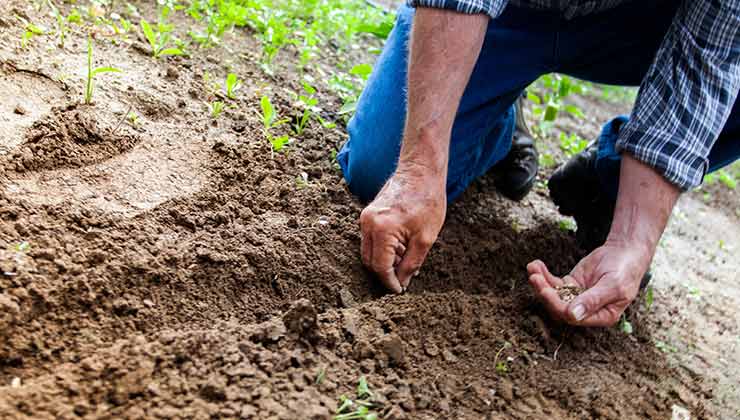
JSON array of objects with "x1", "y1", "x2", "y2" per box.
[
  {"x1": 406, "y1": 0, "x2": 508, "y2": 19},
  {"x1": 616, "y1": 0, "x2": 740, "y2": 191}
]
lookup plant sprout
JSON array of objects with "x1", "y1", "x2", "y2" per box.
[
  {"x1": 85, "y1": 37, "x2": 121, "y2": 105},
  {"x1": 225, "y1": 73, "x2": 242, "y2": 100},
  {"x1": 21, "y1": 22, "x2": 45, "y2": 48},
  {"x1": 140, "y1": 18, "x2": 183, "y2": 58},
  {"x1": 210, "y1": 101, "x2": 225, "y2": 118},
  {"x1": 258, "y1": 95, "x2": 290, "y2": 151},
  {"x1": 334, "y1": 376, "x2": 379, "y2": 420}
]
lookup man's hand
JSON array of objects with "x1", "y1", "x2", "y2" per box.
[
  {"x1": 527, "y1": 240, "x2": 649, "y2": 326},
  {"x1": 360, "y1": 165, "x2": 446, "y2": 293},
  {"x1": 359, "y1": 8, "x2": 488, "y2": 292},
  {"x1": 529, "y1": 154, "x2": 680, "y2": 326}
]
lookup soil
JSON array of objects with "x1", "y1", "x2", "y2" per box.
[{"x1": 0, "y1": 1, "x2": 738, "y2": 419}]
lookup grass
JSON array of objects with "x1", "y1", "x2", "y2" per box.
[
  {"x1": 140, "y1": 7, "x2": 184, "y2": 59},
  {"x1": 85, "y1": 37, "x2": 121, "y2": 105}
]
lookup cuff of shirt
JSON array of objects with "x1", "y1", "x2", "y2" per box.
[
  {"x1": 616, "y1": 124, "x2": 707, "y2": 192},
  {"x1": 406, "y1": 0, "x2": 507, "y2": 19}
]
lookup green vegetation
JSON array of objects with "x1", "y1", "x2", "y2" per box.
[
  {"x1": 210, "y1": 101, "x2": 225, "y2": 118},
  {"x1": 334, "y1": 376, "x2": 379, "y2": 420},
  {"x1": 224, "y1": 73, "x2": 242, "y2": 100},
  {"x1": 618, "y1": 315, "x2": 633, "y2": 335},
  {"x1": 85, "y1": 37, "x2": 121, "y2": 105},
  {"x1": 140, "y1": 9, "x2": 184, "y2": 58},
  {"x1": 258, "y1": 95, "x2": 290, "y2": 152}
]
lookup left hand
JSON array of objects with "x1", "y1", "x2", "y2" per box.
[{"x1": 526, "y1": 239, "x2": 652, "y2": 327}]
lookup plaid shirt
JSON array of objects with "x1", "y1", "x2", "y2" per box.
[{"x1": 407, "y1": 0, "x2": 740, "y2": 190}]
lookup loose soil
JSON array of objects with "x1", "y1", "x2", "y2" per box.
[{"x1": 0, "y1": 2, "x2": 738, "y2": 419}]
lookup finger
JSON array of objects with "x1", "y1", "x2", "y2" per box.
[
  {"x1": 393, "y1": 243, "x2": 406, "y2": 267},
  {"x1": 370, "y1": 231, "x2": 403, "y2": 294},
  {"x1": 359, "y1": 212, "x2": 373, "y2": 268},
  {"x1": 571, "y1": 303, "x2": 625, "y2": 327},
  {"x1": 528, "y1": 273, "x2": 568, "y2": 321},
  {"x1": 526, "y1": 260, "x2": 564, "y2": 288},
  {"x1": 396, "y1": 235, "x2": 433, "y2": 289},
  {"x1": 564, "y1": 280, "x2": 620, "y2": 325}
]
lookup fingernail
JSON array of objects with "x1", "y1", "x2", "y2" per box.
[{"x1": 571, "y1": 304, "x2": 586, "y2": 321}]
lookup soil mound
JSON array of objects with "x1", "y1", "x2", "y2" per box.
[{"x1": 9, "y1": 105, "x2": 140, "y2": 172}]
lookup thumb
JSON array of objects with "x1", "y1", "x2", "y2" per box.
[
  {"x1": 565, "y1": 280, "x2": 619, "y2": 326},
  {"x1": 396, "y1": 235, "x2": 433, "y2": 289}
]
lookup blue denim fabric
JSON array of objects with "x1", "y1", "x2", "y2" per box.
[{"x1": 337, "y1": 1, "x2": 740, "y2": 204}]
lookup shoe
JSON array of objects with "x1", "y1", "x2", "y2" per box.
[
  {"x1": 491, "y1": 99, "x2": 539, "y2": 201},
  {"x1": 548, "y1": 144, "x2": 652, "y2": 289}
]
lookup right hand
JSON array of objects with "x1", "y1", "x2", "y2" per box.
[{"x1": 359, "y1": 165, "x2": 447, "y2": 293}]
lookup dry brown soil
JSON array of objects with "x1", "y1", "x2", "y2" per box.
[{"x1": 0, "y1": 1, "x2": 738, "y2": 419}]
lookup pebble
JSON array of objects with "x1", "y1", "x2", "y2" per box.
[{"x1": 13, "y1": 104, "x2": 27, "y2": 115}]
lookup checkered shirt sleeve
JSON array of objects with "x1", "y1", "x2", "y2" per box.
[{"x1": 616, "y1": 0, "x2": 740, "y2": 190}]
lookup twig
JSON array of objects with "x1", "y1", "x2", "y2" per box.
[
  {"x1": 553, "y1": 339, "x2": 565, "y2": 361},
  {"x1": 112, "y1": 103, "x2": 133, "y2": 136}
]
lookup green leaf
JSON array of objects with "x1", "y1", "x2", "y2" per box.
[
  {"x1": 270, "y1": 134, "x2": 289, "y2": 151},
  {"x1": 619, "y1": 317, "x2": 633, "y2": 334},
  {"x1": 91, "y1": 67, "x2": 122, "y2": 76},
  {"x1": 140, "y1": 19, "x2": 157, "y2": 50},
  {"x1": 645, "y1": 286, "x2": 654, "y2": 310},
  {"x1": 349, "y1": 63, "x2": 372, "y2": 80},
  {"x1": 158, "y1": 48, "x2": 184, "y2": 56},
  {"x1": 260, "y1": 95, "x2": 275, "y2": 128},
  {"x1": 357, "y1": 376, "x2": 373, "y2": 399},
  {"x1": 564, "y1": 104, "x2": 585, "y2": 119},
  {"x1": 338, "y1": 100, "x2": 357, "y2": 115}
]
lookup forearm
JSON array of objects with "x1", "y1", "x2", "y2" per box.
[
  {"x1": 607, "y1": 154, "x2": 680, "y2": 258},
  {"x1": 399, "y1": 8, "x2": 488, "y2": 179}
]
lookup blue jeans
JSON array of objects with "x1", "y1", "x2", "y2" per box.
[{"x1": 337, "y1": 1, "x2": 740, "y2": 203}]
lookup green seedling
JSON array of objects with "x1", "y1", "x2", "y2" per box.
[
  {"x1": 85, "y1": 37, "x2": 121, "y2": 105},
  {"x1": 13, "y1": 241, "x2": 31, "y2": 253},
  {"x1": 645, "y1": 286, "x2": 654, "y2": 310},
  {"x1": 528, "y1": 74, "x2": 587, "y2": 133},
  {"x1": 334, "y1": 376, "x2": 378, "y2": 420},
  {"x1": 140, "y1": 18, "x2": 183, "y2": 58},
  {"x1": 21, "y1": 22, "x2": 46, "y2": 49},
  {"x1": 292, "y1": 82, "x2": 319, "y2": 136},
  {"x1": 559, "y1": 132, "x2": 589, "y2": 157},
  {"x1": 225, "y1": 73, "x2": 242, "y2": 100},
  {"x1": 127, "y1": 112, "x2": 140, "y2": 127},
  {"x1": 210, "y1": 101, "x2": 224, "y2": 118},
  {"x1": 258, "y1": 95, "x2": 290, "y2": 152},
  {"x1": 655, "y1": 340, "x2": 678, "y2": 353},
  {"x1": 618, "y1": 314, "x2": 633, "y2": 335},
  {"x1": 558, "y1": 218, "x2": 577, "y2": 232},
  {"x1": 493, "y1": 341, "x2": 512, "y2": 375},
  {"x1": 46, "y1": 0, "x2": 66, "y2": 47},
  {"x1": 539, "y1": 152, "x2": 556, "y2": 168}
]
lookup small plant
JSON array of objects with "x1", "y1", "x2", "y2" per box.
[
  {"x1": 315, "y1": 368, "x2": 326, "y2": 385},
  {"x1": 527, "y1": 74, "x2": 587, "y2": 133},
  {"x1": 559, "y1": 132, "x2": 589, "y2": 157},
  {"x1": 224, "y1": 73, "x2": 242, "y2": 100},
  {"x1": 493, "y1": 341, "x2": 512, "y2": 375},
  {"x1": 292, "y1": 81, "x2": 319, "y2": 136},
  {"x1": 13, "y1": 241, "x2": 31, "y2": 253},
  {"x1": 618, "y1": 314, "x2": 633, "y2": 335},
  {"x1": 558, "y1": 218, "x2": 577, "y2": 232},
  {"x1": 85, "y1": 37, "x2": 121, "y2": 105},
  {"x1": 334, "y1": 376, "x2": 379, "y2": 420},
  {"x1": 645, "y1": 286, "x2": 654, "y2": 310},
  {"x1": 258, "y1": 95, "x2": 290, "y2": 152},
  {"x1": 127, "y1": 112, "x2": 140, "y2": 127},
  {"x1": 21, "y1": 22, "x2": 46, "y2": 49},
  {"x1": 210, "y1": 101, "x2": 224, "y2": 118},
  {"x1": 140, "y1": 17, "x2": 183, "y2": 58}
]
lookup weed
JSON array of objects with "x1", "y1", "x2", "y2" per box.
[
  {"x1": 21, "y1": 22, "x2": 46, "y2": 49},
  {"x1": 13, "y1": 241, "x2": 31, "y2": 253},
  {"x1": 127, "y1": 112, "x2": 139, "y2": 127},
  {"x1": 140, "y1": 11, "x2": 184, "y2": 58},
  {"x1": 225, "y1": 73, "x2": 242, "y2": 100},
  {"x1": 292, "y1": 81, "x2": 319, "y2": 136},
  {"x1": 528, "y1": 74, "x2": 587, "y2": 133},
  {"x1": 618, "y1": 314, "x2": 633, "y2": 335},
  {"x1": 210, "y1": 101, "x2": 225, "y2": 118},
  {"x1": 558, "y1": 132, "x2": 589, "y2": 157},
  {"x1": 258, "y1": 95, "x2": 290, "y2": 152},
  {"x1": 558, "y1": 218, "x2": 577, "y2": 232},
  {"x1": 493, "y1": 341, "x2": 512, "y2": 375},
  {"x1": 334, "y1": 376, "x2": 378, "y2": 420},
  {"x1": 85, "y1": 37, "x2": 121, "y2": 105},
  {"x1": 645, "y1": 286, "x2": 654, "y2": 311}
]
